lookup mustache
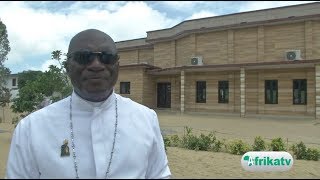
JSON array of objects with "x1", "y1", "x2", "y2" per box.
[{"x1": 82, "y1": 72, "x2": 113, "y2": 80}]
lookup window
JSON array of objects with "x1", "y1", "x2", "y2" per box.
[
  {"x1": 218, "y1": 81, "x2": 229, "y2": 103},
  {"x1": 12, "y1": 78, "x2": 16, "y2": 87},
  {"x1": 120, "y1": 82, "x2": 130, "y2": 94},
  {"x1": 293, "y1": 79, "x2": 307, "y2": 105},
  {"x1": 196, "y1": 81, "x2": 206, "y2": 103},
  {"x1": 265, "y1": 80, "x2": 278, "y2": 104}
]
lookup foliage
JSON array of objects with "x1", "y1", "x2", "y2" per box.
[
  {"x1": 163, "y1": 136, "x2": 170, "y2": 151},
  {"x1": 291, "y1": 141, "x2": 320, "y2": 161},
  {"x1": 17, "y1": 70, "x2": 43, "y2": 89},
  {"x1": 169, "y1": 134, "x2": 180, "y2": 147},
  {"x1": 228, "y1": 139, "x2": 251, "y2": 155},
  {"x1": 179, "y1": 127, "x2": 223, "y2": 152},
  {"x1": 270, "y1": 137, "x2": 286, "y2": 151},
  {"x1": 11, "y1": 50, "x2": 72, "y2": 114},
  {"x1": 252, "y1": 136, "x2": 266, "y2": 151},
  {"x1": 0, "y1": 20, "x2": 11, "y2": 89},
  {"x1": 0, "y1": 20, "x2": 10, "y2": 64}
]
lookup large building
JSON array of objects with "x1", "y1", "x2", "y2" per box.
[{"x1": 113, "y1": 2, "x2": 320, "y2": 118}]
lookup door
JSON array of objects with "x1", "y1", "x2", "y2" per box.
[{"x1": 157, "y1": 83, "x2": 171, "y2": 108}]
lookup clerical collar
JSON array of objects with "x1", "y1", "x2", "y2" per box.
[{"x1": 71, "y1": 90, "x2": 116, "y2": 111}]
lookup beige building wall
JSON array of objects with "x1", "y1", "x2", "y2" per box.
[
  {"x1": 118, "y1": 50, "x2": 138, "y2": 65},
  {"x1": 115, "y1": 68, "x2": 144, "y2": 104},
  {"x1": 142, "y1": 72, "x2": 156, "y2": 109},
  {"x1": 195, "y1": 31, "x2": 228, "y2": 65},
  {"x1": 184, "y1": 71, "x2": 239, "y2": 113},
  {"x1": 313, "y1": 20, "x2": 320, "y2": 59},
  {"x1": 176, "y1": 35, "x2": 193, "y2": 66},
  {"x1": 246, "y1": 68, "x2": 315, "y2": 116},
  {"x1": 154, "y1": 42, "x2": 173, "y2": 68},
  {"x1": 138, "y1": 48, "x2": 154, "y2": 65},
  {"x1": 264, "y1": 22, "x2": 305, "y2": 62},
  {"x1": 234, "y1": 27, "x2": 258, "y2": 63}
]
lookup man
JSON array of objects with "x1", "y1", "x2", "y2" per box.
[{"x1": 6, "y1": 29, "x2": 171, "y2": 179}]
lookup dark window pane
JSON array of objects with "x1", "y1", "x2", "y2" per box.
[
  {"x1": 293, "y1": 79, "x2": 307, "y2": 105},
  {"x1": 218, "y1": 81, "x2": 229, "y2": 103},
  {"x1": 265, "y1": 80, "x2": 278, "y2": 104},
  {"x1": 196, "y1": 81, "x2": 206, "y2": 103},
  {"x1": 120, "y1": 82, "x2": 130, "y2": 94}
]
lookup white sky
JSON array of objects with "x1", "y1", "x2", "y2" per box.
[{"x1": 0, "y1": 1, "x2": 317, "y2": 73}]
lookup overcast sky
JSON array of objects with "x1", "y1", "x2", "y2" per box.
[{"x1": 0, "y1": 1, "x2": 317, "y2": 74}]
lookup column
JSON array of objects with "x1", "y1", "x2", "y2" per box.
[
  {"x1": 315, "y1": 65, "x2": 320, "y2": 119},
  {"x1": 180, "y1": 70, "x2": 185, "y2": 113},
  {"x1": 240, "y1": 68, "x2": 246, "y2": 117}
]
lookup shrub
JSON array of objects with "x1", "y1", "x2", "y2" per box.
[
  {"x1": 291, "y1": 141, "x2": 320, "y2": 161},
  {"x1": 170, "y1": 135, "x2": 180, "y2": 147},
  {"x1": 305, "y1": 148, "x2": 320, "y2": 161},
  {"x1": 252, "y1": 136, "x2": 266, "y2": 151},
  {"x1": 228, "y1": 139, "x2": 251, "y2": 155},
  {"x1": 212, "y1": 139, "x2": 223, "y2": 152},
  {"x1": 291, "y1": 141, "x2": 307, "y2": 159},
  {"x1": 270, "y1": 137, "x2": 286, "y2": 151},
  {"x1": 163, "y1": 136, "x2": 170, "y2": 151}
]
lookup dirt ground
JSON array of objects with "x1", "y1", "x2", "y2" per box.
[{"x1": 1, "y1": 112, "x2": 320, "y2": 178}]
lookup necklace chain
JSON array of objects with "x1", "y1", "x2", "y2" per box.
[{"x1": 69, "y1": 95, "x2": 118, "y2": 179}]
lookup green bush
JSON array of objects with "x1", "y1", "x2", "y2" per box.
[
  {"x1": 291, "y1": 141, "x2": 320, "y2": 161},
  {"x1": 270, "y1": 137, "x2": 286, "y2": 151},
  {"x1": 252, "y1": 136, "x2": 266, "y2": 151},
  {"x1": 305, "y1": 148, "x2": 320, "y2": 161},
  {"x1": 291, "y1": 141, "x2": 307, "y2": 159},
  {"x1": 212, "y1": 139, "x2": 223, "y2": 152},
  {"x1": 180, "y1": 127, "x2": 222, "y2": 152},
  {"x1": 170, "y1": 135, "x2": 180, "y2": 147},
  {"x1": 163, "y1": 136, "x2": 170, "y2": 151},
  {"x1": 228, "y1": 139, "x2": 251, "y2": 155}
]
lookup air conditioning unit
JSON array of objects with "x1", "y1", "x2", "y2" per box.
[
  {"x1": 190, "y1": 56, "x2": 203, "y2": 65},
  {"x1": 285, "y1": 50, "x2": 302, "y2": 61}
]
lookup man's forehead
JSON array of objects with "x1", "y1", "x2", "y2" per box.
[{"x1": 68, "y1": 29, "x2": 117, "y2": 53}]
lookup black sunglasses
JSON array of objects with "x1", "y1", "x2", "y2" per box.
[{"x1": 67, "y1": 51, "x2": 119, "y2": 65}]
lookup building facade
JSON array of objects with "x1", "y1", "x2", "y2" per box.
[
  {"x1": 3, "y1": 73, "x2": 19, "y2": 100},
  {"x1": 114, "y1": 2, "x2": 320, "y2": 118}
]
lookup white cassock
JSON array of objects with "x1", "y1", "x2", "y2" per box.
[{"x1": 6, "y1": 91, "x2": 171, "y2": 179}]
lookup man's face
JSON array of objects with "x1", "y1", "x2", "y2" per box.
[{"x1": 67, "y1": 41, "x2": 119, "y2": 101}]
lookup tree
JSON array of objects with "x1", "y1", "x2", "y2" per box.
[
  {"x1": 17, "y1": 70, "x2": 43, "y2": 89},
  {"x1": 0, "y1": 86, "x2": 11, "y2": 122},
  {"x1": 0, "y1": 20, "x2": 11, "y2": 90},
  {"x1": 11, "y1": 49, "x2": 72, "y2": 114}
]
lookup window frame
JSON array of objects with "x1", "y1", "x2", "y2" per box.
[
  {"x1": 218, "y1": 80, "x2": 229, "y2": 103},
  {"x1": 292, "y1": 79, "x2": 307, "y2": 105},
  {"x1": 120, "y1": 82, "x2": 130, "y2": 94},
  {"x1": 265, "y1": 80, "x2": 278, "y2": 104},
  {"x1": 196, "y1": 81, "x2": 206, "y2": 103}
]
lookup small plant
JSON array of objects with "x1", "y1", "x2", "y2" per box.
[
  {"x1": 291, "y1": 141, "x2": 320, "y2": 161},
  {"x1": 252, "y1": 136, "x2": 266, "y2": 151},
  {"x1": 305, "y1": 148, "x2": 320, "y2": 161},
  {"x1": 291, "y1": 141, "x2": 307, "y2": 159},
  {"x1": 270, "y1": 137, "x2": 286, "y2": 151},
  {"x1": 170, "y1": 135, "x2": 180, "y2": 147},
  {"x1": 163, "y1": 136, "x2": 170, "y2": 151},
  {"x1": 228, "y1": 139, "x2": 251, "y2": 155}
]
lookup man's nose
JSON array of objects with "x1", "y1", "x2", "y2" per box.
[{"x1": 87, "y1": 56, "x2": 105, "y2": 71}]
